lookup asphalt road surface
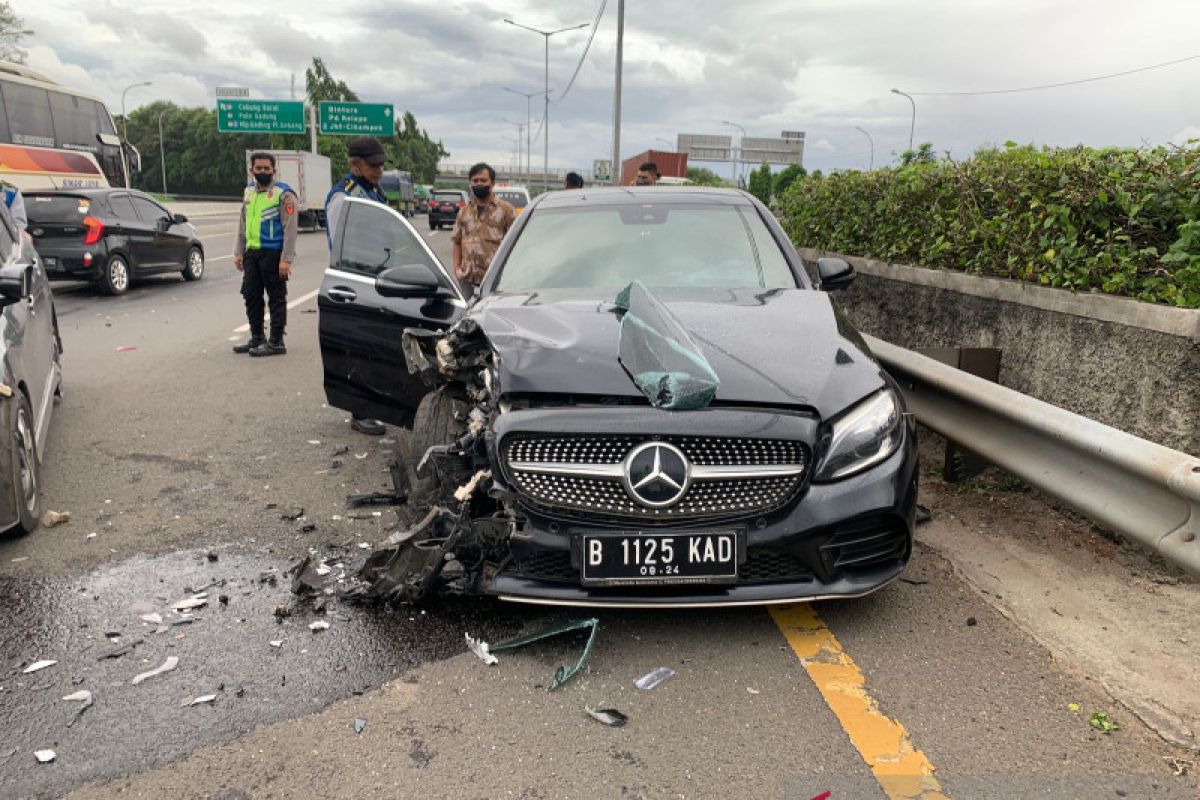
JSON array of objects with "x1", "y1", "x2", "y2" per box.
[{"x1": 0, "y1": 207, "x2": 1194, "y2": 799}]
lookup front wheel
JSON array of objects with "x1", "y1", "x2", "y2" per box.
[
  {"x1": 181, "y1": 246, "x2": 204, "y2": 282},
  {"x1": 101, "y1": 254, "x2": 130, "y2": 296},
  {"x1": 8, "y1": 392, "x2": 41, "y2": 535}
]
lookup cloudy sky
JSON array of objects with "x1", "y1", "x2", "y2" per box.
[{"x1": 15, "y1": 0, "x2": 1200, "y2": 176}]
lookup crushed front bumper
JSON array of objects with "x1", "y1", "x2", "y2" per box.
[{"x1": 486, "y1": 407, "x2": 918, "y2": 607}]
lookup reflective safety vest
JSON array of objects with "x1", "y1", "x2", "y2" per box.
[{"x1": 243, "y1": 181, "x2": 295, "y2": 251}]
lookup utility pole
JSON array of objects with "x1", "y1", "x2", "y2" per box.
[
  {"x1": 612, "y1": 0, "x2": 624, "y2": 186},
  {"x1": 158, "y1": 108, "x2": 171, "y2": 195},
  {"x1": 505, "y1": 18, "x2": 589, "y2": 191},
  {"x1": 310, "y1": 105, "x2": 318, "y2": 155},
  {"x1": 855, "y1": 126, "x2": 874, "y2": 170}
]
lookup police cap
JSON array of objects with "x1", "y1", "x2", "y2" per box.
[{"x1": 347, "y1": 137, "x2": 387, "y2": 166}]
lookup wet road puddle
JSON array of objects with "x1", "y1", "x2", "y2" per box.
[{"x1": 0, "y1": 546, "x2": 531, "y2": 798}]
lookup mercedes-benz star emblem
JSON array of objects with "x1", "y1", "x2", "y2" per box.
[{"x1": 623, "y1": 442, "x2": 691, "y2": 509}]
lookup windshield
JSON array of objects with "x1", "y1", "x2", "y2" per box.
[
  {"x1": 496, "y1": 203, "x2": 797, "y2": 291},
  {"x1": 25, "y1": 194, "x2": 96, "y2": 223},
  {"x1": 496, "y1": 190, "x2": 528, "y2": 208}
]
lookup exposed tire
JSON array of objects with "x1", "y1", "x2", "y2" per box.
[
  {"x1": 181, "y1": 246, "x2": 204, "y2": 281},
  {"x1": 101, "y1": 254, "x2": 130, "y2": 296},
  {"x1": 8, "y1": 392, "x2": 41, "y2": 535},
  {"x1": 409, "y1": 390, "x2": 463, "y2": 499}
]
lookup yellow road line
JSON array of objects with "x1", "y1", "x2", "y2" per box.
[{"x1": 770, "y1": 604, "x2": 948, "y2": 800}]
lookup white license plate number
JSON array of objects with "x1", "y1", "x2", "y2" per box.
[{"x1": 580, "y1": 532, "x2": 740, "y2": 586}]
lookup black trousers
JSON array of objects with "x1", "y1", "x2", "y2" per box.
[{"x1": 241, "y1": 248, "x2": 288, "y2": 341}]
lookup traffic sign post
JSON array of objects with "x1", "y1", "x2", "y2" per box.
[
  {"x1": 216, "y1": 100, "x2": 306, "y2": 134},
  {"x1": 318, "y1": 102, "x2": 394, "y2": 136}
]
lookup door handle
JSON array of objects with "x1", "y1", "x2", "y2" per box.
[{"x1": 328, "y1": 286, "x2": 357, "y2": 302}]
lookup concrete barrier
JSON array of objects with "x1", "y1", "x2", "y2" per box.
[{"x1": 797, "y1": 248, "x2": 1200, "y2": 457}]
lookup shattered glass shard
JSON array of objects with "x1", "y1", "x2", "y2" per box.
[{"x1": 614, "y1": 281, "x2": 719, "y2": 411}]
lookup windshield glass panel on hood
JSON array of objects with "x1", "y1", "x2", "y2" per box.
[{"x1": 496, "y1": 203, "x2": 796, "y2": 291}]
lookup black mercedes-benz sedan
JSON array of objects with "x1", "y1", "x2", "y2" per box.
[{"x1": 318, "y1": 187, "x2": 917, "y2": 607}]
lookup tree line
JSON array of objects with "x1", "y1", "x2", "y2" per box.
[{"x1": 122, "y1": 58, "x2": 448, "y2": 197}]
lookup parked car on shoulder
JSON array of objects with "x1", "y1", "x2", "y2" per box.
[
  {"x1": 24, "y1": 188, "x2": 204, "y2": 295},
  {"x1": 0, "y1": 200, "x2": 62, "y2": 536},
  {"x1": 427, "y1": 189, "x2": 467, "y2": 230}
]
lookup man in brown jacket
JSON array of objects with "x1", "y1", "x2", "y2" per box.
[{"x1": 451, "y1": 162, "x2": 515, "y2": 296}]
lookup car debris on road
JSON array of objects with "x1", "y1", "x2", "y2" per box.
[
  {"x1": 131, "y1": 656, "x2": 179, "y2": 685},
  {"x1": 463, "y1": 618, "x2": 599, "y2": 691}
]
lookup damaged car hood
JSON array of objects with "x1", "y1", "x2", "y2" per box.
[{"x1": 471, "y1": 287, "x2": 886, "y2": 418}]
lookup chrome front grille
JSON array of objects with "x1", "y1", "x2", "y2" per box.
[{"x1": 503, "y1": 435, "x2": 808, "y2": 521}]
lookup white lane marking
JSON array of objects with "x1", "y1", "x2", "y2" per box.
[
  {"x1": 232, "y1": 287, "x2": 320, "y2": 333},
  {"x1": 425, "y1": 230, "x2": 438, "y2": 238},
  {"x1": 201, "y1": 231, "x2": 237, "y2": 238},
  {"x1": 208, "y1": 255, "x2": 233, "y2": 262}
]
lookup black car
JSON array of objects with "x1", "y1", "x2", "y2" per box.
[
  {"x1": 319, "y1": 188, "x2": 916, "y2": 607},
  {"x1": 427, "y1": 189, "x2": 467, "y2": 230},
  {"x1": 25, "y1": 189, "x2": 204, "y2": 295},
  {"x1": 0, "y1": 201, "x2": 62, "y2": 536}
]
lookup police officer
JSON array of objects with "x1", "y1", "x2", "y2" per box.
[
  {"x1": 324, "y1": 137, "x2": 390, "y2": 436},
  {"x1": 233, "y1": 152, "x2": 298, "y2": 357},
  {"x1": 325, "y1": 137, "x2": 387, "y2": 248}
]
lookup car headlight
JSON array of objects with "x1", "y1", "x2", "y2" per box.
[{"x1": 814, "y1": 389, "x2": 904, "y2": 481}]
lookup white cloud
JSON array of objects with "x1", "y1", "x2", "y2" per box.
[{"x1": 13, "y1": 0, "x2": 1200, "y2": 172}]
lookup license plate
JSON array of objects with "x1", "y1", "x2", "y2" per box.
[
  {"x1": 579, "y1": 531, "x2": 741, "y2": 586},
  {"x1": 42, "y1": 257, "x2": 57, "y2": 267}
]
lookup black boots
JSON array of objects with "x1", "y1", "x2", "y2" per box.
[
  {"x1": 249, "y1": 340, "x2": 287, "y2": 357},
  {"x1": 233, "y1": 336, "x2": 265, "y2": 354}
]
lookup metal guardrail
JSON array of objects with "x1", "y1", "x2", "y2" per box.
[{"x1": 864, "y1": 334, "x2": 1200, "y2": 575}]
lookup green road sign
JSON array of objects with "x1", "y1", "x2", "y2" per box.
[
  {"x1": 216, "y1": 100, "x2": 306, "y2": 134},
  {"x1": 319, "y1": 102, "x2": 394, "y2": 136}
]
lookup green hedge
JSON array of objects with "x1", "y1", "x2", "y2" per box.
[{"x1": 778, "y1": 144, "x2": 1200, "y2": 308}]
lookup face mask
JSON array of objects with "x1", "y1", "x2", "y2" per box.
[
  {"x1": 253, "y1": 172, "x2": 272, "y2": 187},
  {"x1": 472, "y1": 185, "x2": 491, "y2": 200},
  {"x1": 635, "y1": 177, "x2": 649, "y2": 186}
]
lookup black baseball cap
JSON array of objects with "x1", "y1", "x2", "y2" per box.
[{"x1": 347, "y1": 137, "x2": 387, "y2": 166}]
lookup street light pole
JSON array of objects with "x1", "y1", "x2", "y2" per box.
[
  {"x1": 722, "y1": 120, "x2": 746, "y2": 187},
  {"x1": 855, "y1": 126, "x2": 874, "y2": 170},
  {"x1": 504, "y1": 18, "x2": 589, "y2": 191},
  {"x1": 120, "y1": 81, "x2": 152, "y2": 140},
  {"x1": 504, "y1": 87, "x2": 550, "y2": 185},
  {"x1": 503, "y1": 119, "x2": 527, "y2": 178},
  {"x1": 158, "y1": 108, "x2": 171, "y2": 195},
  {"x1": 654, "y1": 136, "x2": 672, "y2": 148},
  {"x1": 891, "y1": 88, "x2": 916, "y2": 153}
]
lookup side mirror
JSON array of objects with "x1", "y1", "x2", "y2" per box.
[
  {"x1": 156, "y1": 216, "x2": 171, "y2": 232},
  {"x1": 172, "y1": 213, "x2": 188, "y2": 225},
  {"x1": 376, "y1": 263, "x2": 441, "y2": 298},
  {"x1": 817, "y1": 257, "x2": 855, "y2": 291},
  {"x1": 0, "y1": 264, "x2": 31, "y2": 304}
]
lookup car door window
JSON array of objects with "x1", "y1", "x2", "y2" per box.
[
  {"x1": 107, "y1": 193, "x2": 139, "y2": 221},
  {"x1": 129, "y1": 196, "x2": 168, "y2": 225},
  {"x1": 337, "y1": 201, "x2": 442, "y2": 280}
]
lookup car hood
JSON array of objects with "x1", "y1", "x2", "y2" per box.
[{"x1": 470, "y1": 287, "x2": 886, "y2": 419}]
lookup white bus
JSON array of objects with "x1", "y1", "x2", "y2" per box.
[{"x1": 0, "y1": 61, "x2": 139, "y2": 191}]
